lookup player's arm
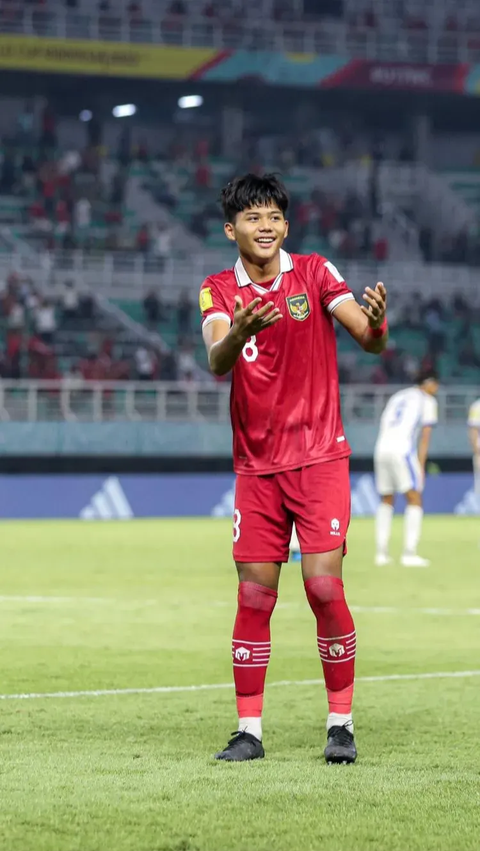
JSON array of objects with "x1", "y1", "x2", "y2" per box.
[
  {"x1": 333, "y1": 283, "x2": 388, "y2": 354},
  {"x1": 203, "y1": 297, "x2": 282, "y2": 376},
  {"x1": 469, "y1": 426, "x2": 479, "y2": 457},
  {"x1": 468, "y1": 403, "x2": 480, "y2": 459}
]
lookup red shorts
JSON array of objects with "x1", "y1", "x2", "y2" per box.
[{"x1": 233, "y1": 458, "x2": 351, "y2": 564}]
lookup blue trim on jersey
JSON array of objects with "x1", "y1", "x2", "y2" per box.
[{"x1": 405, "y1": 453, "x2": 420, "y2": 491}]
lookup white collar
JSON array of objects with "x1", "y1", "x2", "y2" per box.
[{"x1": 234, "y1": 248, "x2": 294, "y2": 289}]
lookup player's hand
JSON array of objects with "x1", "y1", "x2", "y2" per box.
[
  {"x1": 232, "y1": 296, "x2": 283, "y2": 341},
  {"x1": 361, "y1": 282, "x2": 387, "y2": 328}
]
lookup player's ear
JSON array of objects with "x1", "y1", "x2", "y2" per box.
[
  {"x1": 224, "y1": 222, "x2": 236, "y2": 243},
  {"x1": 284, "y1": 219, "x2": 289, "y2": 238}
]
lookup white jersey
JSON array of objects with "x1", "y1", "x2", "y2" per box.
[
  {"x1": 375, "y1": 387, "x2": 438, "y2": 456},
  {"x1": 468, "y1": 399, "x2": 480, "y2": 431},
  {"x1": 469, "y1": 399, "x2": 480, "y2": 490}
]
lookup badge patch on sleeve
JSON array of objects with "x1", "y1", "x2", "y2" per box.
[
  {"x1": 199, "y1": 287, "x2": 213, "y2": 314},
  {"x1": 286, "y1": 293, "x2": 310, "y2": 321}
]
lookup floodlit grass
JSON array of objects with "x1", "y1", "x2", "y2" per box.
[{"x1": 0, "y1": 517, "x2": 479, "y2": 851}]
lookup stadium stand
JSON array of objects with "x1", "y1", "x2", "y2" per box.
[
  {"x1": 2, "y1": 0, "x2": 480, "y2": 61},
  {"x1": 0, "y1": 1, "x2": 479, "y2": 386}
]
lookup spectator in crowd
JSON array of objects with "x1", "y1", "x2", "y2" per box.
[
  {"x1": 1, "y1": 149, "x2": 16, "y2": 193},
  {"x1": 177, "y1": 290, "x2": 193, "y2": 339},
  {"x1": 118, "y1": 128, "x2": 132, "y2": 167},
  {"x1": 5, "y1": 329, "x2": 23, "y2": 380},
  {"x1": 128, "y1": 1, "x2": 142, "y2": 24},
  {"x1": 74, "y1": 196, "x2": 92, "y2": 243},
  {"x1": 55, "y1": 197, "x2": 70, "y2": 243},
  {"x1": 373, "y1": 233, "x2": 389, "y2": 262},
  {"x1": 424, "y1": 299, "x2": 445, "y2": 356},
  {"x1": 8, "y1": 301, "x2": 25, "y2": 332},
  {"x1": 177, "y1": 340, "x2": 196, "y2": 381},
  {"x1": 134, "y1": 346, "x2": 157, "y2": 380},
  {"x1": 168, "y1": 0, "x2": 187, "y2": 15},
  {"x1": 458, "y1": 339, "x2": 480, "y2": 368},
  {"x1": 137, "y1": 222, "x2": 150, "y2": 253},
  {"x1": 110, "y1": 167, "x2": 127, "y2": 206},
  {"x1": 195, "y1": 159, "x2": 212, "y2": 189},
  {"x1": 40, "y1": 102, "x2": 56, "y2": 149},
  {"x1": 143, "y1": 289, "x2": 164, "y2": 328},
  {"x1": 17, "y1": 100, "x2": 35, "y2": 147},
  {"x1": 152, "y1": 222, "x2": 172, "y2": 267},
  {"x1": 34, "y1": 298, "x2": 57, "y2": 345},
  {"x1": 61, "y1": 280, "x2": 79, "y2": 327},
  {"x1": 21, "y1": 153, "x2": 37, "y2": 195}
]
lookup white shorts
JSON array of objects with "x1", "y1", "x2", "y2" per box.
[{"x1": 374, "y1": 451, "x2": 423, "y2": 496}]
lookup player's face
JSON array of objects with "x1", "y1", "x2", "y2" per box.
[
  {"x1": 224, "y1": 204, "x2": 289, "y2": 263},
  {"x1": 425, "y1": 379, "x2": 440, "y2": 396}
]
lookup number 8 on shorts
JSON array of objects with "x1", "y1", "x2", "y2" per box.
[{"x1": 233, "y1": 509, "x2": 242, "y2": 542}]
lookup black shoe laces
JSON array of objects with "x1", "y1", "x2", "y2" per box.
[
  {"x1": 225, "y1": 730, "x2": 249, "y2": 749},
  {"x1": 328, "y1": 725, "x2": 354, "y2": 747}
]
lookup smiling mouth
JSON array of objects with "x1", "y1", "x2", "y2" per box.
[{"x1": 255, "y1": 237, "x2": 276, "y2": 246}]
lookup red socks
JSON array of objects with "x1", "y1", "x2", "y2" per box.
[
  {"x1": 305, "y1": 575, "x2": 356, "y2": 716},
  {"x1": 232, "y1": 581, "x2": 277, "y2": 720},
  {"x1": 231, "y1": 577, "x2": 354, "y2": 728}
]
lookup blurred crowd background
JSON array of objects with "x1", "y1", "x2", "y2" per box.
[{"x1": 0, "y1": 0, "x2": 479, "y2": 390}]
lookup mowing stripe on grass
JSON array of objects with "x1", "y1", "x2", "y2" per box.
[
  {"x1": 1, "y1": 670, "x2": 479, "y2": 701},
  {"x1": 1, "y1": 596, "x2": 480, "y2": 616}
]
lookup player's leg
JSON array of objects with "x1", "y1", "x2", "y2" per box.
[
  {"x1": 396, "y1": 455, "x2": 429, "y2": 567},
  {"x1": 215, "y1": 473, "x2": 291, "y2": 762},
  {"x1": 375, "y1": 495, "x2": 394, "y2": 565},
  {"x1": 283, "y1": 460, "x2": 357, "y2": 764},
  {"x1": 374, "y1": 454, "x2": 395, "y2": 565}
]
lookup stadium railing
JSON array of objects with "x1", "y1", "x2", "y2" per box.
[
  {"x1": 0, "y1": 380, "x2": 475, "y2": 424},
  {"x1": 2, "y1": 9, "x2": 479, "y2": 64},
  {"x1": 2, "y1": 251, "x2": 480, "y2": 302}
]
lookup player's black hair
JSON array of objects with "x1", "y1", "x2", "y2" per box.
[
  {"x1": 221, "y1": 173, "x2": 289, "y2": 223},
  {"x1": 416, "y1": 367, "x2": 440, "y2": 385}
]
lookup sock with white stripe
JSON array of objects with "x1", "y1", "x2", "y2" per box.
[
  {"x1": 305, "y1": 576, "x2": 356, "y2": 730},
  {"x1": 375, "y1": 502, "x2": 393, "y2": 557},
  {"x1": 403, "y1": 505, "x2": 423, "y2": 556},
  {"x1": 232, "y1": 582, "x2": 277, "y2": 742}
]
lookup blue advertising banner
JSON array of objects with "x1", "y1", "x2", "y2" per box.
[{"x1": 0, "y1": 473, "x2": 477, "y2": 520}]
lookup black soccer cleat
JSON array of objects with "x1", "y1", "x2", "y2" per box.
[
  {"x1": 324, "y1": 725, "x2": 357, "y2": 764},
  {"x1": 214, "y1": 731, "x2": 265, "y2": 762}
]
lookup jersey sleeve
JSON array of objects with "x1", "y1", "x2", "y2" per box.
[
  {"x1": 199, "y1": 277, "x2": 232, "y2": 329},
  {"x1": 468, "y1": 400, "x2": 480, "y2": 427},
  {"x1": 316, "y1": 257, "x2": 355, "y2": 314},
  {"x1": 422, "y1": 396, "x2": 438, "y2": 427}
]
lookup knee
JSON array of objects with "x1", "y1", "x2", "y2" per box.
[
  {"x1": 238, "y1": 581, "x2": 277, "y2": 614},
  {"x1": 305, "y1": 575, "x2": 345, "y2": 608}
]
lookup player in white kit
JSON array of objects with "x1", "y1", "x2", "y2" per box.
[
  {"x1": 468, "y1": 397, "x2": 480, "y2": 498},
  {"x1": 374, "y1": 369, "x2": 440, "y2": 568}
]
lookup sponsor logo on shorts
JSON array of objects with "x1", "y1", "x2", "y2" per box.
[
  {"x1": 286, "y1": 293, "x2": 310, "y2": 322},
  {"x1": 329, "y1": 643, "x2": 345, "y2": 658},
  {"x1": 234, "y1": 646, "x2": 250, "y2": 662},
  {"x1": 330, "y1": 518, "x2": 340, "y2": 536}
]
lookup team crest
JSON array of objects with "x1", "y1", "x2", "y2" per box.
[{"x1": 286, "y1": 293, "x2": 310, "y2": 322}]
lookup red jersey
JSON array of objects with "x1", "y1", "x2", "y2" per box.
[{"x1": 200, "y1": 249, "x2": 354, "y2": 475}]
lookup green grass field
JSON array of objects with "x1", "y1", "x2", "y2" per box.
[{"x1": 0, "y1": 516, "x2": 479, "y2": 851}]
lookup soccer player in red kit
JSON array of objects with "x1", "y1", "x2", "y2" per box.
[{"x1": 200, "y1": 174, "x2": 388, "y2": 764}]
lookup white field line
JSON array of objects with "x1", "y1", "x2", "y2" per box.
[
  {"x1": 0, "y1": 596, "x2": 480, "y2": 617},
  {"x1": 1, "y1": 670, "x2": 479, "y2": 702},
  {"x1": 0, "y1": 595, "x2": 158, "y2": 606}
]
